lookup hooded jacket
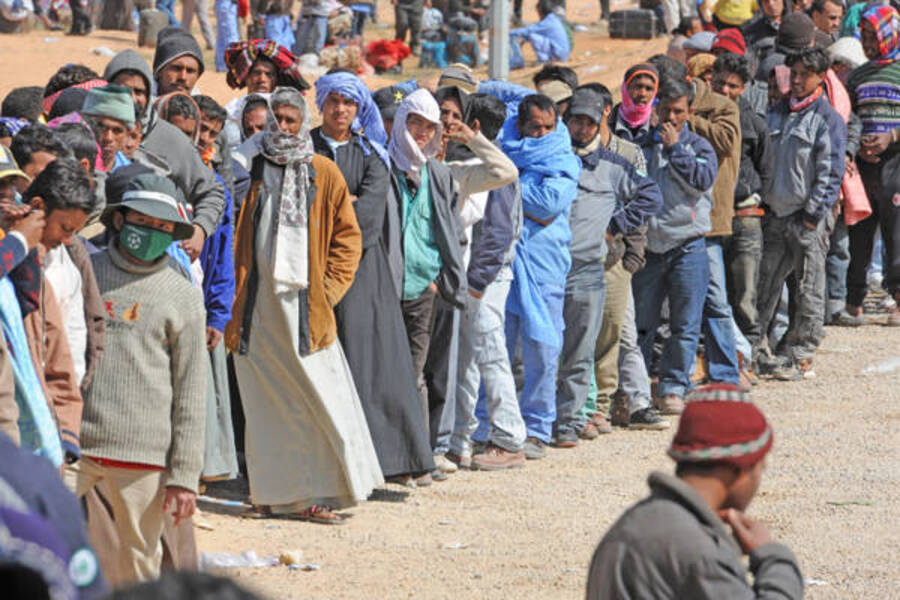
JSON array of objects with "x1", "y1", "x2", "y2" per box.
[
  {"x1": 103, "y1": 49, "x2": 153, "y2": 97},
  {"x1": 642, "y1": 126, "x2": 719, "y2": 254},
  {"x1": 152, "y1": 26, "x2": 205, "y2": 77}
]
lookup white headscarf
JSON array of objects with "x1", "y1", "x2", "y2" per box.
[{"x1": 388, "y1": 88, "x2": 442, "y2": 185}]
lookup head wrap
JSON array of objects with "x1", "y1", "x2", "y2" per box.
[
  {"x1": 683, "y1": 31, "x2": 715, "y2": 52},
  {"x1": 861, "y1": 5, "x2": 900, "y2": 65},
  {"x1": 262, "y1": 87, "x2": 315, "y2": 294},
  {"x1": 153, "y1": 92, "x2": 201, "y2": 144},
  {"x1": 40, "y1": 78, "x2": 106, "y2": 117},
  {"x1": 48, "y1": 87, "x2": 89, "y2": 121},
  {"x1": 388, "y1": 89, "x2": 442, "y2": 184},
  {"x1": 688, "y1": 53, "x2": 717, "y2": 80},
  {"x1": 314, "y1": 71, "x2": 389, "y2": 164},
  {"x1": 828, "y1": 36, "x2": 868, "y2": 69},
  {"x1": 0, "y1": 117, "x2": 29, "y2": 137},
  {"x1": 621, "y1": 63, "x2": 658, "y2": 129},
  {"x1": 712, "y1": 28, "x2": 747, "y2": 55},
  {"x1": 153, "y1": 26, "x2": 205, "y2": 78},
  {"x1": 776, "y1": 12, "x2": 815, "y2": 54},
  {"x1": 81, "y1": 85, "x2": 136, "y2": 128},
  {"x1": 668, "y1": 384, "x2": 774, "y2": 470},
  {"x1": 224, "y1": 39, "x2": 309, "y2": 91}
]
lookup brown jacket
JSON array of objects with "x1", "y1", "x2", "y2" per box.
[
  {"x1": 690, "y1": 79, "x2": 741, "y2": 238},
  {"x1": 227, "y1": 154, "x2": 362, "y2": 356},
  {"x1": 66, "y1": 236, "x2": 105, "y2": 395}
]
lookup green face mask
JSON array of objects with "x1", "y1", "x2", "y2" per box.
[{"x1": 119, "y1": 223, "x2": 173, "y2": 262}]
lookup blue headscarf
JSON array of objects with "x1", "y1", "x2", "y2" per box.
[{"x1": 314, "y1": 71, "x2": 389, "y2": 166}]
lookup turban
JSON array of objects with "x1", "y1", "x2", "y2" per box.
[{"x1": 315, "y1": 71, "x2": 389, "y2": 165}]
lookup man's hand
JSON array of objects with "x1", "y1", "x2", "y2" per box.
[
  {"x1": 659, "y1": 122, "x2": 680, "y2": 149},
  {"x1": 718, "y1": 508, "x2": 774, "y2": 555},
  {"x1": 206, "y1": 326, "x2": 223, "y2": 350},
  {"x1": 6, "y1": 207, "x2": 45, "y2": 250},
  {"x1": 163, "y1": 486, "x2": 197, "y2": 526},
  {"x1": 180, "y1": 224, "x2": 207, "y2": 261},
  {"x1": 845, "y1": 155, "x2": 857, "y2": 177},
  {"x1": 444, "y1": 120, "x2": 477, "y2": 145}
]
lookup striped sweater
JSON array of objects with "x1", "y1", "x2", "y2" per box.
[
  {"x1": 81, "y1": 242, "x2": 207, "y2": 491},
  {"x1": 848, "y1": 60, "x2": 900, "y2": 136}
]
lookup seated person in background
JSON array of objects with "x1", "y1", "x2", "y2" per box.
[{"x1": 509, "y1": 0, "x2": 571, "y2": 70}]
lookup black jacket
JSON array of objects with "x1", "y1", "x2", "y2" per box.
[
  {"x1": 735, "y1": 96, "x2": 774, "y2": 204},
  {"x1": 467, "y1": 181, "x2": 521, "y2": 295}
]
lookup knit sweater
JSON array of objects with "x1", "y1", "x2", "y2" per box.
[
  {"x1": 848, "y1": 60, "x2": 900, "y2": 136},
  {"x1": 82, "y1": 241, "x2": 207, "y2": 492}
]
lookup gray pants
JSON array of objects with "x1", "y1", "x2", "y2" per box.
[
  {"x1": 726, "y1": 215, "x2": 763, "y2": 339},
  {"x1": 754, "y1": 213, "x2": 827, "y2": 361},
  {"x1": 182, "y1": 0, "x2": 214, "y2": 49},
  {"x1": 451, "y1": 267, "x2": 525, "y2": 455},
  {"x1": 618, "y1": 288, "x2": 653, "y2": 414},
  {"x1": 395, "y1": 0, "x2": 424, "y2": 51},
  {"x1": 556, "y1": 261, "x2": 606, "y2": 436}
]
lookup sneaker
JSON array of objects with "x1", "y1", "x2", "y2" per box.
[
  {"x1": 609, "y1": 390, "x2": 630, "y2": 427},
  {"x1": 590, "y1": 412, "x2": 613, "y2": 434},
  {"x1": 471, "y1": 444, "x2": 526, "y2": 471},
  {"x1": 831, "y1": 309, "x2": 865, "y2": 327},
  {"x1": 654, "y1": 394, "x2": 684, "y2": 415},
  {"x1": 472, "y1": 440, "x2": 487, "y2": 455},
  {"x1": 628, "y1": 408, "x2": 671, "y2": 431},
  {"x1": 578, "y1": 422, "x2": 600, "y2": 440},
  {"x1": 416, "y1": 472, "x2": 433, "y2": 487},
  {"x1": 431, "y1": 469, "x2": 448, "y2": 482},
  {"x1": 445, "y1": 451, "x2": 471, "y2": 470},
  {"x1": 554, "y1": 429, "x2": 578, "y2": 448},
  {"x1": 770, "y1": 357, "x2": 815, "y2": 381},
  {"x1": 433, "y1": 454, "x2": 458, "y2": 474},
  {"x1": 523, "y1": 437, "x2": 546, "y2": 460}
]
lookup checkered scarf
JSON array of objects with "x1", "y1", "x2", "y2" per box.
[
  {"x1": 224, "y1": 39, "x2": 309, "y2": 91},
  {"x1": 862, "y1": 5, "x2": 900, "y2": 65}
]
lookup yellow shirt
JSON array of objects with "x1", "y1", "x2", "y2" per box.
[{"x1": 709, "y1": 0, "x2": 758, "y2": 25}]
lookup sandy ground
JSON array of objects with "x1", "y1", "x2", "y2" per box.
[{"x1": 1, "y1": 2, "x2": 898, "y2": 598}]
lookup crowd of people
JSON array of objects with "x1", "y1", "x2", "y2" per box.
[{"x1": 0, "y1": 0, "x2": 897, "y2": 597}]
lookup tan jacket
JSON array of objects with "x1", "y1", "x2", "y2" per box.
[
  {"x1": 690, "y1": 79, "x2": 742, "y2": 238},
  {"x1": 227, "y1": 154, "x2": 362, "y2": 356}
]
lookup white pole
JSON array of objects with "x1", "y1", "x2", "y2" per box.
[{"x1": 488, "y1": 0, "x2": 511, "y2": 80}]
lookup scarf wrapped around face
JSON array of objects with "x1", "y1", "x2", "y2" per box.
[
  {"x1": 862, "y1": 5, "x2": 900, "y2": 65},
  {"x1": 224, "y1": 39, "x2": 310, "y2": 91},
  {"x1": 314, "y1": 71, "x2": 390, "y2": 165},
  {"x1": 388, "y1": 89, "x2": 443, "y2": 185},
  {"x1": 620, "y1": 63, "x2": 659, "y2": 129},
  {"x1": 153, "y1": 92, "x2": 201, "y2": 144},
  {"x1": 262, "y1": 87, "x2": 315, "y2": 294},
  {"x1": 41, "y1": 78, "x2": 107, "y2": 117}
]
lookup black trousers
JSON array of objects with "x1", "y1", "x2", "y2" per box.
[
  {"x1": 847, "y1": 152, "x2": 900, "y2": 306},
  {"x1": 395, "y1": 0, "x2": 424, "y2": 51}
]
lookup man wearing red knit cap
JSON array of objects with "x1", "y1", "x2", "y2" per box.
[
  {"x1": 585, "y1": 384, "x2": 804, "y2": 599},
  {"x1": 712, "y1": 28, "x2": 748, "y2": 56}
]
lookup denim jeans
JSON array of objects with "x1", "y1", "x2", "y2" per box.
[
  {"x1": 633, "y1": 237, "x2": 709, "y2": 398},
  {"x1": 555, "y1": 261, "x2": 606, "y2": 436},
  {"x1": 452, "y1": 268, "x2": 526, "y2": 455},
  {"x1": 618, "y1": 287, "x2": 652, "y2": 413},
  {"x1": 702, "y1": 237, "x2": 740, "y2": 384},
  {"x1": 265, "y1": 14, "x2": 295, "y2": 52},
  {"x1": 294, "y1": 15, "x2": 327, "y2": 55},
  {"x1": 156, "y1": 0, "x2": 178, "y2": 24},
  {"x1": 826, "y1": 215, "x2": 850, "y2": 319},
  {"x1": 500, "y1": 283, "x2": 565, "y2": 443},
  {"x1": 755, "y1": 214, "x2": 827, "y2": 361},
  {"x1": 215, "y1": 0, "x2": 239, "y2": 72}
]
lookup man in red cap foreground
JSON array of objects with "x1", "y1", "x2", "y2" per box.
[{"x1": 585, "y1": 384, "x2": 803, "y2": 599}]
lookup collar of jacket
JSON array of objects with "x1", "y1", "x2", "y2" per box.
[{"x1": 647, "y1": 471, "x2": 742, "y2": 555}]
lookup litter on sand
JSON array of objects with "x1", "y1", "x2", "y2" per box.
[
  {"x1": 805, "y1": 578, "x2": 829, "y2": 586},
  {"x1": 441, "y1": 542, "x2": 469, "y2": 550},
  {"x1": 90, "y1": 46, "x2": 115, "y2": 57},
  {"x1": 200, "y1": 550, "x2": 279, "y2": 570},
  {"x1": 288, "y1": 563, "x2": 320, "y2": 571},
  {"x1": 861, "y1": 356, "x2": 900, "y2": 375},
  {"x1": 826, "y1": 500, "x2": 874, "y2": 506}
]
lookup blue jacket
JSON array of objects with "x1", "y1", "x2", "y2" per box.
[
  {"x1": 478, "y1": 80, "x2": 534, "y2": 122},
  {"x1": 200, "y1": 172, "x2": 235, "y2": 333},
  {"x1": 766, "y1": 95, "x2": 846, "y2": 224},
  {"x1": 642, "y1": 126, "x2": 718, "y2": 254},
  {"x1": 511, "y1": 12, "x2": 571, "y2": 63},
  {"x1": 570, "y1": 147, "x2": 663, "y2": 265},
  {"x1": 467, "y1": 180, "x2": 522, "y2": 295}
]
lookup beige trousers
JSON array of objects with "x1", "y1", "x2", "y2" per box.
[
  {"x1": 65, "y1": 458, "x2": 167, "y2": 583},
  {"x1": 592, "y1": 262, "x2": 632, "y2": 411}
]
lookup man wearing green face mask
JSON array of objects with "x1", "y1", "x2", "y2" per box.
[{"x1": 65, "y1": 172, "x2": 207, "y2": 581}]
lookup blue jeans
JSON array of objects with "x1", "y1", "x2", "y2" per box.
[
  {"x1": 452, "y1": 268, "x2": 526, "y2": 455},
  {"x1": 215, "y1": 0, "x2": 239, "y2": 72},
  {"x1": 294, "y1": 15, "x2": 328, "y2": 55},
  {"x1": 702, "y1": 237, "x2": 740, "y2": 384},
  {"x1": 265, "y1": 14, "x2": 295, "y2": 51},
  {"x1": 156, "y1": 0, "x2": 178, "y2": 24},
  {"x1": 509, "y1": 35, "x2": 525, "y2": 70},
  {"x1": 498, "y1": 282, "x2": 565, "y2": 443},
  {"x1": 555, "y1": 261, "x2": 606, "y2": 435},
  {"x1": 633, "y1": 237, "x2": 709, "y2": 398}
]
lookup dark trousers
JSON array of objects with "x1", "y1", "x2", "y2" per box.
[
  {"x1": 424, "y1": 299, "x2": 459, "y2": 453},
  {"x1": 847, "y1": 154, "x2": 900, "y2": 306},
  {"x1": 70, "y1": 0, "x2": 92, "y2": 34},
  {"x1": 726, "y1": 215, "x2": 763, "y2": 338},
  {"x1": 395, "y1": 0, "x2": 424, "y2": 51},
  {"x1": 402, "y1": 287, "x2": 437, "y2": 433}
]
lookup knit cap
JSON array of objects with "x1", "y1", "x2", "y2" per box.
[
  {"x1": 153, "y1": 26, "x2": 205, "y2": 77},
  {"x1": 668, "y1": 384, "x2": 773, "y2": 469},
  {"x1": 80, "y1": 85, "x2": 136, "y2": 128},
  {"x1": 712, "y1": 28, "x2": 747, "y2": 55},
  {"x1": 437, "y1": 63, "x2": 478, "y2": 94},
  {"x1": 777, "y1": 13, "x2": 815, "y2": 54},
  {"x1": 684, "y1": 31, "x2": 716, "y2": 52}
]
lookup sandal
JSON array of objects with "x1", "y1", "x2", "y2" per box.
[{"x1": 296, "y1": 505, "x2": 345, "y2": 525}]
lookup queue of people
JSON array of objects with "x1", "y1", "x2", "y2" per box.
[{"x1": 0, "y1": 1, "x2": 897, "y2": 598}]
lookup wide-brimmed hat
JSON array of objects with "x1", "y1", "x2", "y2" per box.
[{"x1": 101, "y1": 170, "x2": 194, "y2": 240}]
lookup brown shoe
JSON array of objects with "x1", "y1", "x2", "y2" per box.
[
  {"x1": 609, "y1": 390, "x2": 630, "y2": 427},
  {"x1": 471, "y1": 444, "x2": 526, "y2": 471},
  {"x1": 579, "y1": 421, "x2": 599, "y2": 440},
  {"x1": 655, "y1": 394, "x2": 684, "y2": 415},
  {"x1": 445, "y1": 451, "x2": 471, "y2": 470},
  {"x1": 590, "y1": 412, "x2": 613, "y2": 434}
]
